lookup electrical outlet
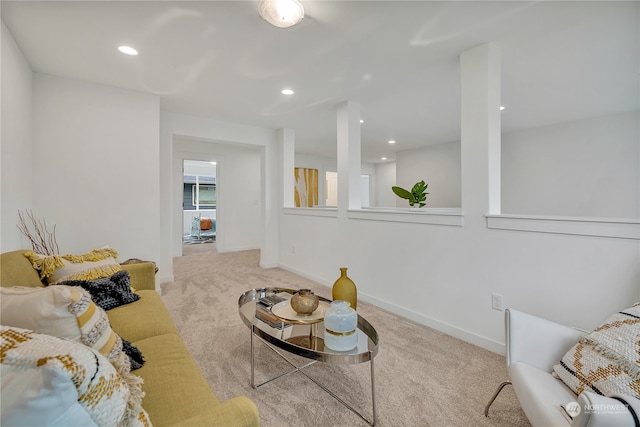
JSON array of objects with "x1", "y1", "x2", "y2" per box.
[{"x1": 491, "y1": 293, "x2": 503, "y2": 311}]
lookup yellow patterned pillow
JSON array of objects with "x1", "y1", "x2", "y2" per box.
[
  {"x1": 553, "y1": 304, "x2": 640, "y2": 399},
  {"x1": 1, "y1": 325, "x2": 128, "y2": 426},
  {"x1": 24, "y1": 247, "x2": 122, "y2": 285},
  {"x1": 0, "y1": 286, "x2": 151, "y2": 426}
]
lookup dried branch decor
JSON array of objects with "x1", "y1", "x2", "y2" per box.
[{"x1": 17, "y1": 210, "x2": 59, "y2": 255}]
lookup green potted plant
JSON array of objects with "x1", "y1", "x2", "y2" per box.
[{"x1": 392, "y1": 180, "x2": 429, "y2": 208}]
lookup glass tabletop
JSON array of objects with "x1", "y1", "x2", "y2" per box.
[{"x1": 238, "y1": 288, "x2": 379, "y2": 364}]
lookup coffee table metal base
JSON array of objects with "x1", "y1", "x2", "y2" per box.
[{"x1": 250, "y1": 325, "x2": 377, "y2": 426}]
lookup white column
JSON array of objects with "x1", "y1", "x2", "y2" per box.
[
  {"x1": 336, "y1": 101, "x2": 362, "y2": 215},
  {"x1": 279, "y1": 128, "x2": 295, "y2": 208},
  {"x1": 460, "y1": 43, "x2": 501, "y2": 222},
  {"x1": 260, "y1": 131, "x2": 285, "y2": 268}
]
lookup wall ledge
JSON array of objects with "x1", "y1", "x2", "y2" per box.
[
  {"x1": 283, "y1": 207, "x2": 338, "y2": 218},
  {"x1": 348, "y1": 207, "x2": 463, "y2": 226},
  {"x1": 486, "y1": 214, "x2": 640, "y2": 240}
]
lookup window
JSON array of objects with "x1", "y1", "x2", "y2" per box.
[{"x1": 193, "y1": 184, "x2": 216, "y2": 207}]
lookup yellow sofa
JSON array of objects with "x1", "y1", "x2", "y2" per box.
[{"x1": 0, "y1": 250, "x2": 260, "y2": 427}]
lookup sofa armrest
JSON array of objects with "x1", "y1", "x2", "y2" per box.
[
  {"x1": 573, "y1": 391, "x2": 640, "y2": 427},
  {"x1": 121, "y1": 262, "x2": 156, "y2": 291},
  {"x1": 506, "y1": 308, "x2": 584, "y2": 372},
  {"x1": 170, "y1": 396, "x2": 260, "y2": 427}
]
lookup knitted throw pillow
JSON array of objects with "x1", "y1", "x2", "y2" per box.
[
  {"x1": 553, "y1": 304, "x2": 640, "y2": 399},
  {"x1": 60, "y1": 270, "x2": 140, "y2": 311}
]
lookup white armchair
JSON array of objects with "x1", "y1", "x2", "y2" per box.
[{"x1": 485, "y1": 308, "x2": 640, "y2": 427}]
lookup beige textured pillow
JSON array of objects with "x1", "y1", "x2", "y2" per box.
[
  {"x1": 0, "y1": 286, "x2": 151, "y2": 425},
  {"x1": 553, "y1": 304, "x2": 640, "y2": 399},
  {"x1": 1, "y1": 325, "x2": 128, "y2": 426},
  {"x1": 24, "y1": 248, "x2": 122, "y2": 285}
]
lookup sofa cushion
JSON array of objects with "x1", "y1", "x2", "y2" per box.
[
  {"x1": 131, "y1": 334, "x2": 220, "y2": 427},
  {"x1": 1, "y1": 325, "x2": 129, "y2": 427},
  {"x1": 108, "y1": 290, "x2": 179, "y2": 342},
  {"x1": 24, "y1": 248, "x2": 122, "y2": 285},
  {"x1": 0, "y1": 250, "x2": 45, "y2": 288},
  {"x1": 553, "y1": 304, "x2": 640, "y2": 400}
]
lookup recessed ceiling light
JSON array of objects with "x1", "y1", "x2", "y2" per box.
[
  {"x1": 360, "y1": 119, "x2": 364, "y2": 123},
  {"x1": 281, "y1": 89, "x2": 294, "y2": 95},
  {"x1": 118, "y1": 45, "x2": 138, "y2": 56},
  {"x1": 500, "y1": 106, "x2": 505, "y2": 110},
  {"x1": 388, "y1": 140, "x2": 396, "y2": 144},
  {"x1": 381, "y1": 157, "x2": 387, "y2": 161}
]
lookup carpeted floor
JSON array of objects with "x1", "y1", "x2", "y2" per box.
[{"x1": 160, "y1": 244, "x2": 530, "y2": 427}]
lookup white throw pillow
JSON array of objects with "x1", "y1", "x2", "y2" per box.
[{"x1": 1, "y1": 325, "x2": 128, "y2": 427}]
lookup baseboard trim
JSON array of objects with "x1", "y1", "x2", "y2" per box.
[
  {"x1": 156, "y1": 275, "x2": 174, "y2": 290},
  {"x1": 358, "y1": 293, "x2": 505, "y2": 355},
  {"x1": 218, "y1": 245, "x2": 261, "y2": 253},
  {"x1": 278, "y1": 262, "x2": 505, "y2": 355}
]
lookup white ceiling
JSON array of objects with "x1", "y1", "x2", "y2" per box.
[{"x1": 2, "y1": 1, "x2": 638, "y2": 163}]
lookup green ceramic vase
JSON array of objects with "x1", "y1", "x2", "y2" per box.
[{"x1": 332, "y1": 267, "x2": 357, "y2": 310}]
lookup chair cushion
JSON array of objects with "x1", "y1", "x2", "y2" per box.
[{"x1": 510, "y1": 361, "x2": 575, "y2": 426}]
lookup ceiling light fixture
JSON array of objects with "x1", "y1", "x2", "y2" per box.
[
  {"x1": 500, "y1": 106, "x2": 505, "y2": 110},
  {"x1": 117, "y1": 45, "x2": 138, "y2": 56},
  {"x1": 281, "y1": 88, "x2": 294, "y2": 95},
  {"x1": 381, "y1": 157, "x2": 387, "y2": 161},
  {"x1": 388, "y1": 140, "x2": 396, "y2": 144},
  {"x1": 258, "y1": 0, "x2": 304, "y2": 28}
]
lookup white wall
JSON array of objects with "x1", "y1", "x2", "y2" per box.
[
  {"x1": 1, "y1": 21, "x2": 33, "y2": 251},
  {"x1": 502, "y1": 111, "x2": 639, "y2": 218},
  {"x1": 396, "y1": 141, "x2": 461, "y2": 208},
  {"x1": 174, "y1": 137, "x2": 261, "y2": 253},
  {"x1": 279, "y1": 210, "x2": 638, "y2": 352},
  {"x1": 183, "y1": 160, "x2": 216, "y2": 178},
  {"x1": 31, "y1": 74, "x2": 161, "y2": 266},
  {"x1": 374, "y1": 161, "x2": 397, "y2": 207},
  {"x1": 389, "y1": 110, "x2": 639, "y2": 217}
]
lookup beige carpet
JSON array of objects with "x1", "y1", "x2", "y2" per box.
[{"x1": 160, "y1": 244, "x2": 530, "y2": 427}]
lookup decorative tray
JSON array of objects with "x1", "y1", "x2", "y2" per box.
[{"x1": 271, "y1": 300, "x2": 330, "y2": 324}]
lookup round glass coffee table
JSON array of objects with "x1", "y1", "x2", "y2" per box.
[{"x1": 238, "y1": 287, "x2": 379, "y2": 425}]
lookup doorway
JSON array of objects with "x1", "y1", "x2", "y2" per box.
[{"x1": 183, "y1": 160, "x2": 217, "y2": 247}]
